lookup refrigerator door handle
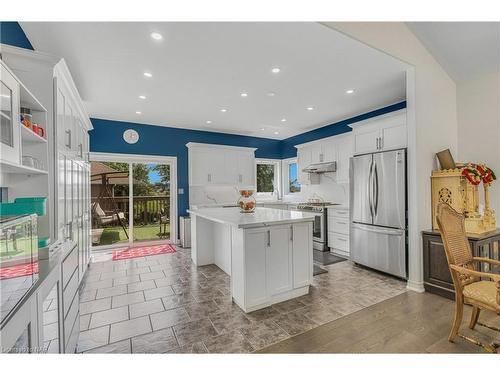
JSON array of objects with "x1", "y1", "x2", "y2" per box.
[
  {"x1": 352, "y1": 223, "x2": 405, "y2": 236},
  {"x1": 373, "y1": 162, "x2": 379, "y2": 217},
  {"x1": 368, "y1": 159, "x2": 374, "y2": 218}
]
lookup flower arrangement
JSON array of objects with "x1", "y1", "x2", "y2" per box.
[{"x1": 461, "y1": 163, "x2": 496, "y2": 185}]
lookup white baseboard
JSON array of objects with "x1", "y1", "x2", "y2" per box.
[{"x1": 406, "y1": 279, "x2": 425, "y2": 293}]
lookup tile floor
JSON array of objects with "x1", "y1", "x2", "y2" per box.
[{"x1": 78, "y1": 245, "x2": 407, "y2": 353}]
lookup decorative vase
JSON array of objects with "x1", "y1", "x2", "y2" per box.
[{"x1": 237, "y1": 190, "x2": 256, "y2": 213}]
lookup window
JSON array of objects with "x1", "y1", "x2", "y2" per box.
[
  {"x1": 255, "y1": 159, "x2": 280, "y2": 198},
  {"x1": 283, "y1": 158, "x2": 301, "y2": 195}
]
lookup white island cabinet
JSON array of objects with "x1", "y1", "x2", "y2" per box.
[{"x1": 188, "y1": 207, "x2": 316, "y2": 313}]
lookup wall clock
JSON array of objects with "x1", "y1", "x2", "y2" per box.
[{"x1": 123, "y1": 129, "x2": 139, "y2": 144}]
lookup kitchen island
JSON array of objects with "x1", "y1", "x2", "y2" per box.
[{"x1": 187, "y1": 207, "x2": 317, "y2": 312}]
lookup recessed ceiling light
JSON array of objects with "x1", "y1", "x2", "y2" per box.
[
  {"x1": 271, "y1": 67, "x2": 281, "y2": 74},
  {"x1": 307, "y1": 107, "x2": 314, "y2": 111},
  {"x1": 135, "y1": 111, "x2": 142, "y2": 115},
  {"x1": 274, "y1": 131, "x2": 279, "y2": 135},
  {"x1": 281, "y1": 118, "x2": 287, "y2": 122},
  {"x1": 346, "y1": 89, "x2": 355, "y2": 94},
  {"x1": 150, "y1": 32, "x2": 163, "y2": 40},
  {"x1": 144, "y1": 72, "x2": 152, "y2": 78},
  {"x1": 206, "y1": 120, "x2": 212, "y2": 124},
  {"x1": 220, "y1": 108, "x2": 227, "y2": 113},
  {"x1": 240, "y1": 92, "x2": 248, "y2": 97},
  {"x1": 267, "y1": 92, "x2": 276, "y2": 97},
  {"x1": 139, "y1": 95, "x2": 146, "y2": 100},
  {"x1": 260, "y1": 128, "x2": 265, "y2": 131}
]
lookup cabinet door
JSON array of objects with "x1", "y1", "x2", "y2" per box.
[
  {"x1": 0, "y1": 64, "x2": 21, "y2": 164},
  {"x1": 56, "y1": 82, "x2": 66, "y2": 149},
  {"x1": 210, "y1": 152, "x2": 226, "y2": 184},
  {"x1": 223, "y1": 151, "x2": 239, "y2": 185},
  {"x1": 353, "y1": 128, "x2": 379, "y2": 155},
  {"x1": 64, "y1": 157, "x2": 73, "y2": 240},
  {"x1": 310, "y1": 143, "x2": 323, "y2": 164},
  {"x1": 322, "y1": 140, "x2": 336, "y2": 163},
  {"x1": 266, "y1": 226, "x2": 293, "y2": 296},
  {"x1": 380, "y1": 123, "x2": 407, "y2": 151},
  {"x1": 64, "y1": 100, "x2": 75, "y2": 154},
  {"x1": 237, "y1": 152, "x2": 255, "y2": 187},
  {"x1": 297, "y1": 147, "x2": 311, "y2": 185},
  {"x1": 244, "y1": 229, "x2": 268, "y2": 307},
  {"x1": 335, "y1": 136, "x2": 353, "y2": 183},
  {"x1": 292, "y1": 222, "x2": 313, "y2": 288},
  {"x1": 190, "y1": 149, "x2": 212, "y2": 185}
]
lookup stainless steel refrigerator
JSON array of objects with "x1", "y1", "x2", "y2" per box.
[{"x1": 349, "y1": 149, "x2": 407, "y2": 279}]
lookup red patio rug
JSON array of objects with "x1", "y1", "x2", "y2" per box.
[
  {"x1": 0, "y1": 262, "x2": 39, "y2": 280},
  {"x1": 112, "y1": 244, "x2": 176, "y2": 261}
]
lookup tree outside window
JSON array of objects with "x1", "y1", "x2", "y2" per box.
[
  {"x1": 288, "y1": 162, "x2": 301, "y2": 193},
  {"x1": 256, "y1": 163, "x2": 275, "y2": 192}
]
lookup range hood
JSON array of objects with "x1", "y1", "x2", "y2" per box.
[{"x1": 302, "y1": 161, "x2": 337, "y2": 173}]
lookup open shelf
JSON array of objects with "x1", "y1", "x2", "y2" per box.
[
  {"x1": 0, "y1": 159, "x2": 48, "y2": 175},
  {"x1": 19, "y1": 80, "x2": 47, "y2": 113},
  {"x1": 21, "y1": 124, "x2": 48, "y2": 144}
]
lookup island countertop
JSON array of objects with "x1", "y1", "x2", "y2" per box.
[{"x1": 187, "y1": 207, "x2": 317, "y2": 229}]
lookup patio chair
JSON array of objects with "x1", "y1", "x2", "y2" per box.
[
  {"x1": 159, "y1": 207, "x2": 170, "y2": 235},
  {"x1": 92, "y1": 202, "x2": 125, "y2": 227},
  {"x1": 436, "y1": 203, "x2": 500, "y2": 353}
]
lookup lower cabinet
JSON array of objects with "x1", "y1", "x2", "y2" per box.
[{"x1": 233, "y1": 222, "x2": 313, "y2": 312}]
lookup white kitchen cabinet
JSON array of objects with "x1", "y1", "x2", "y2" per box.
[
  {"x1": 241, "y1": 228, "x2": 268, "y2": 308},
  {"x1": 334, "y1": 134, "x2": 353, "y2": 183},
  {"x1": 267, "y1": 225, "x2": 293, "y2": 295},
  {"x1": 296, "y1": 134, "x2": 351, "y2": 185},
  {"x1": 291, "y1": 221, "x2": 313, "y2": 288},
  {"x1": 349, "y1": 110, "x2": 407, "y2": 155},
  {"x1": 297, "y1": 146, "x2": 317, "y2": 185},
  {"x1": 328, "y1": 207, "x2": 350, "y2": 258},
  {"x1": 187, "y1": 143, "x2": 256, "y2": 187},
  {"x1": 0, "y1": 62, "x2": 21, "y2": 164}
]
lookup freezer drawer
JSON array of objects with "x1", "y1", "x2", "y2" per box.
[{"x1": 350, "y1": 223, "x2": 407, "y2": 279}]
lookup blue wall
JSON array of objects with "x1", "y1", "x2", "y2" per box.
[
  {"x1": 0, "y1": 22, "x2": 34, "y2": 50},
  {"x1": 90, "y1": 101, "x2": 405, "y2": 217}
]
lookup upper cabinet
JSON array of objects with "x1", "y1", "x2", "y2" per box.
[
  {"x1": 187, "y1": 143, "x2": 256, "y2": 188},
  {"x1": 349, "y1": 110, "x2": 407, "y2": 155},
  {"x1": 296, "y1": 133, "x2": 353, "y2": 185},
  {"x1": 0, "y1": 62, "x2": 21, "y2": 164}
]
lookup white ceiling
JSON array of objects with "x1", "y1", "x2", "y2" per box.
[
  {"x1": 407, "y1": 22, "x2": 500, "y2": 82},
  {"x1": 21, "y1": 22, "x2": 406, "y2": 139}
]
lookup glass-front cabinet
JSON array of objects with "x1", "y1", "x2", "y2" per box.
[{"x1": 0, "y1": 63, "x2": 21, "y2": 164}]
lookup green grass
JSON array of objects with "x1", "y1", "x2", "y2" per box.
[{"x1": 96, "y1": 224, "x2": 170, "y2": 246}]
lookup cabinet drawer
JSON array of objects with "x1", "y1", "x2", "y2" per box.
[
  {"x1": 328, "y1": 208, "x2": 349, "y2": 219},
  {"x1": 62, "y1": 244, "x2": 78, "y2": 288},
  {"x1": 63, "y1": 268, "x2": 79, "y2": 318},
  {"x1": 329, "y1": 218, "x2": 349, "y2": 235},
  {"x1": 328, "y1": 233, "x2": 349, "y2": 252},
  {"x1": 64, "y1": 292, "x2": 79, "y2": 347}
]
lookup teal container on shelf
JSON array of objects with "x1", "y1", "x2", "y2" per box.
[{"x1": 0, "y1": 197, "x2": 47, "y2": 216}]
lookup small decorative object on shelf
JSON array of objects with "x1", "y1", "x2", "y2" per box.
[
  {"x1": 431, "y1": 159, "x2": 496, "y2": 234},
  {"x1": 237, "y1": 190, "x2": 256, "y2": 213},
  {"x1": 20, "y1": 107, "x2": 32, "y2": 129}
]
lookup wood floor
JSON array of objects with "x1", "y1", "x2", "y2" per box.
[{"x1": 258, "y1": 291, "x2": 500, "y2": 353}]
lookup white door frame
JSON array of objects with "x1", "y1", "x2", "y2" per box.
[{"x1": 89, "y1": 152, "x2": 178, "y2": 249}]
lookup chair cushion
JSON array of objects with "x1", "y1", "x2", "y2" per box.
[{"x1": 463, "y1": 280, "x2": 499, "y2": 308}]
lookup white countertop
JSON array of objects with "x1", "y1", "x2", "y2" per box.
[{"x1": 187, "y1": 207, "x2": 317, "y2": 229}]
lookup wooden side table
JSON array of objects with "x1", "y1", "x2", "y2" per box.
[{"x1": 422, "y1": 229, "x2": 500, "y2": 299}]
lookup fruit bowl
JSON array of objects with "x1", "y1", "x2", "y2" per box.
[{"x1": 237, "y1": 190, "x2": 256, "y2": 213}]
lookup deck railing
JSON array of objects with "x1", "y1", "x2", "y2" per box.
[{"x1": 91, "y1": 195, "x2": 170, "y2": 225}]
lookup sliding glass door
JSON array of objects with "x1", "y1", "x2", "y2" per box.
[
  {"x1": 132, "y1": 163, "x2": 170, "y2": 244},
  {"x1": 90, "y1": 159, "x2": 172, "y2": 249}
]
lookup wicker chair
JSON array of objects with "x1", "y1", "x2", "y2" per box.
[{"x1": 436, "y1": 203, "x2": 500, "y2": 353}]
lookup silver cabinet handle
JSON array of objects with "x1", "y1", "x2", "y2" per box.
[
  {"x1": 79, "y1": 143, "x2": 83, "y2": 158},
  {"x1": 337, "y1": 237, "x2": 347, "y2": 242},
  {"x1": 65, "y1": 129, "x2": 72, "y2": 149},
  {"x1": 238, "y1": 174, "x2": 242, "y2": 183},
  {"x1": 207, "y1": 173, "x2": 211, "y2": 182},
  {"x1": 290, "y1": 225, "x2": 293, "y2": 241},
  {"x1": 335, "y1": 210, "x2": 347, "y2": 215},
  {"x1": 380, "y1": 137, "x2": 384, "y2": 149},
  {"x1": 336, "y1": 221, "x2": 347, "y2": 225},
  {"x1": 267, "y1": 230, "x2": 271, "y2": 247}
]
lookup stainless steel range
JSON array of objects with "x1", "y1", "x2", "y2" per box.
[{"x1": 291, "y1": 202, "x2": 340, "y2": 251}]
